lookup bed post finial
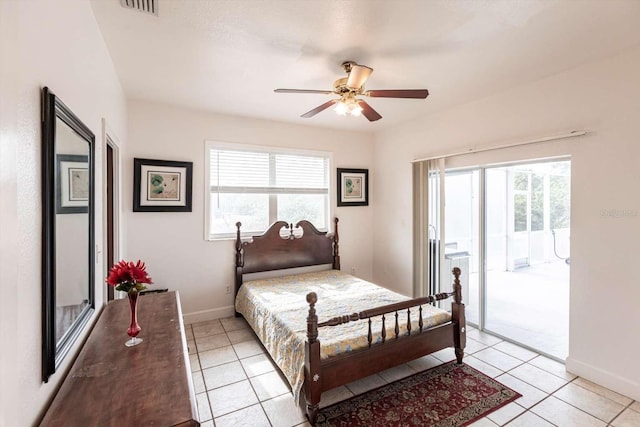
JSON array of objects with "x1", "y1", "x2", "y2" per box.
[
  {"x1": 306, "y1": 292, "x2": 318, "y2": 343},
  {"x1": 333, "y1": 217, "x2": 340, "y2": 270},
  {"x1": 235, "y1": 222, "x2": 243, "y2": 267},
  {"x1": 234, "y1": 222, "x2": 244, "y2": 317},
  {"x1": 452, "y1": 267, "x2": 462, "y2": 304}
]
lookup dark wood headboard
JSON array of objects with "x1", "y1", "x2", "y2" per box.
[{"x1": 234, "y1": 218, "x2": 340, "y2": 299}]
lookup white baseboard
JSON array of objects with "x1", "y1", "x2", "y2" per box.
[
  {"x1": 566, "y1": 357, "x2": 640, "y2": 401},
  {"x1": 183, "y1": 305, "x2": 235, "y2": 325}
]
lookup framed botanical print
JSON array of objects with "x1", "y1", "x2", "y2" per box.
[
  {"x1": 56, "y1": 154, "x2": 89, "y2": 214},
  {"x1": 133, "y1": 158, "x2": 193, "y2": 212},
  {"x1": 337, "y1": 168, "x2": 368, "y2": 207}
]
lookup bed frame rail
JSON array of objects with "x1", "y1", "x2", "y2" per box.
[
  {"x1": 309, "y1": 267, "x2": 462, "y2": 347},
  {"x1": 316, "y1": 291, "x2": 454, "y2": 341}
]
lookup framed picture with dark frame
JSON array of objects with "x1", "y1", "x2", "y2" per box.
[
  {"x1": 133, "y1": 158, "x2": 193, "y2": 212},
  {"x1": 337, "y1": 168, "x2": 369, "y2": 207},
  {"x1": 56, "y1": 154, "x2": 89, "y2": 214}
]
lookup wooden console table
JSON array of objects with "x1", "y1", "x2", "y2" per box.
[{"x1": 41, "y1": 291, "x2": 199, "y2": 426}]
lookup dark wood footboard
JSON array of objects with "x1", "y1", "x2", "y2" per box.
[{"x1": 304, "y1": 268, "x2": 466, "y2": 423}]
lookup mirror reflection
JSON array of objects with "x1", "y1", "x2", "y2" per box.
[
  {"x1": 42, "y1": 87, "x2": 95, "y2": 382},
  {"x1": 54, "y1": 117, "x2": 90, "y2": 344}
]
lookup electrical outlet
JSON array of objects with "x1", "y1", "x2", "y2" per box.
[
  {"x1": 225, "y1": 285, "x2": 231, "y2": 294},
  {"x1": 350, "y1": 267, "x2": 356, "y2": 275}
]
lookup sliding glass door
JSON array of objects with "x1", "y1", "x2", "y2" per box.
[
  {"x1": 444, "y1": 170, "x2": 480, "y2": 325},
  {"x1": 484, "y1": 161, "x2": 570, "y2": 359},
  {"x1": 441, "y1": 159, "x2": 570, "y2": 360}
]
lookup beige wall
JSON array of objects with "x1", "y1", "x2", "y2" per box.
[
  {"x1": 0, "y1": 1, "x2": 127, "y2": 425},
  {"x1": 125, "y1": 100, "x2": 374, "y2": 323},
  {"x1": 373, "y1": 46, "x2": 640, "y2": 400}
]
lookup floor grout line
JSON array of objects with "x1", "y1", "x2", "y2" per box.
[
  {"x1": 214, "y1": 332, "x2": 277, "y2": 426},
  {"x1": 606, "y1": 400, "x2": 635, "y2": 427},
  {"x1": 525, "y1": 394, "x2": 561, "y2": 427}
]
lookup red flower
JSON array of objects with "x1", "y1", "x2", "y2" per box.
[{"x1": 106, "y1": 260, "x2": 153, "y2": 294}]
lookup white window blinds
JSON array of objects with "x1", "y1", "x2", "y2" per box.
[{"x1": 205, "y1": 142, "x2": 331, "y2": 239}]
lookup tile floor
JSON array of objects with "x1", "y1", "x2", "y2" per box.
[{"x1": 185, "y1": 317, "x2": 640, "y2": 427}]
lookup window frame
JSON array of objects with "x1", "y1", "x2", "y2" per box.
[{"x1": 204, "y1": 140, "x2": 333, "y2": 240}]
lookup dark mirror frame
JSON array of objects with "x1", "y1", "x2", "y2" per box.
[{"x1": 42, "y1": 87, "x2": 95, "y2": 382}]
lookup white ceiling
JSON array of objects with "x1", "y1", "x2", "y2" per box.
[{"x1": 90, "y1": 0, "x2": 640, "y2": 132}]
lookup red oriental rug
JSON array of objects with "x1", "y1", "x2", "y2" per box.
[{"x1": 315, "y1": 362, "x2": 521, "y2": 427}]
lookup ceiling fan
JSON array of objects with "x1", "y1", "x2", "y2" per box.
[{"x1": 274, "y1": 61, "x2": 429, "y2": 122}]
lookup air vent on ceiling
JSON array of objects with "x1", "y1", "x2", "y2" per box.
[{"x1": 120, "y1": 0, "x2": 158, "y2": 16}]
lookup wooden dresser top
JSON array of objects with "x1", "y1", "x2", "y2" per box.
[{"x1": 40, "y1": 291, "x2": 198, "y2": 426}]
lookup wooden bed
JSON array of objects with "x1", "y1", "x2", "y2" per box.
[{"x1": 234, "y1": 218, "x2": 466, "y2": 424}]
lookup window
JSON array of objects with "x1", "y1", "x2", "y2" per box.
[
  {"x1": 550, "y1": 164, "x2": 570, "y2": 229},
  {"x1": 512, "y1": 171, "x2": 546, "y2": 232},
  {"x1": 514, "y1": 193, "x2": 528, "y2": 232},
  {"x1": 530, "y1": 174, "x2": 544, "y2": 232},
  {"x1": 513, "y1": 172, "x2": 529, "y2": 232},
  {"x1": 205, "y1": 142, "x2": 331, "y2": 239}
]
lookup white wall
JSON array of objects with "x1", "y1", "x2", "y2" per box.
[
  {"x1": 125, "y1": 101, "x2": 374, "y2": 323},
  {"x1": 373, "y1": 46, "x2": 640, "y2": 400},
  {"x1": 4, "y1": 1, "x2": 637, "y2": 421},
  {"x1": 0, "y1": 1, "x2": 127, "y2": 425}
]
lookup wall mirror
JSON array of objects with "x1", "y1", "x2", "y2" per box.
[{"x1": 42, "y1": 87, "x2": 95, "y2": 382}]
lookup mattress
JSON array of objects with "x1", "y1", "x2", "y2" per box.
[{"x1": 235, "y1": 269, "x2": 452, "y2": 400}]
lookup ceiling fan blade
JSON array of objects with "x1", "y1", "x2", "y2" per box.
[
  {"x1": 357, "y1": 100, "x2": 382, "y2": 122},
  {"x1": 301, "y1": 100, "x2": 338, "y2": 118},
  {"x1": 366, "y1": 89, "x2": 429, "y2": 99},
  {"x1": 275, "y1": 89, "x2": 334, "y2": 95},
  {"x1": 347, "y1": 65, "x2": 373, "y2": 90}
]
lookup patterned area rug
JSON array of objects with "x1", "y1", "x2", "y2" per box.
[{"x1": 316, "y1": 361, "x2": 521, "y2": 427}]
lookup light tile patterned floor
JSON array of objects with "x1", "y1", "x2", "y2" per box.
[{"x1": 185, "y1": 318, "x2": 639, "y2": 427}]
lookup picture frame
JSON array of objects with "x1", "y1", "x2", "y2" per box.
[
  {"x1": 337, "y1": 168, "x2": 369, "y2": 207},
  {"x1": 133, "y1": 158, "x2": 193, "y2": 212},
  {"x1": 56, "y1": 154, "x2": 89, "y2": 214}
]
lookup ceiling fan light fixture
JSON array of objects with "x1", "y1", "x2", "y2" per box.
[
  {"x1": 334, "y1": 96, "x2": 362, "y2": 117},
  {"x1": 334, "y1": 101, "x2": 348, "y2": 116}
]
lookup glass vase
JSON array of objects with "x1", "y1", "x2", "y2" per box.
[{"x1": 125, "y1": 292, "x2": 143, "y2": 347}]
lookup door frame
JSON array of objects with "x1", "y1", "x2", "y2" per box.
[{"x1": 102, "y1": 118, "x2": 121, "y2": 302}]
